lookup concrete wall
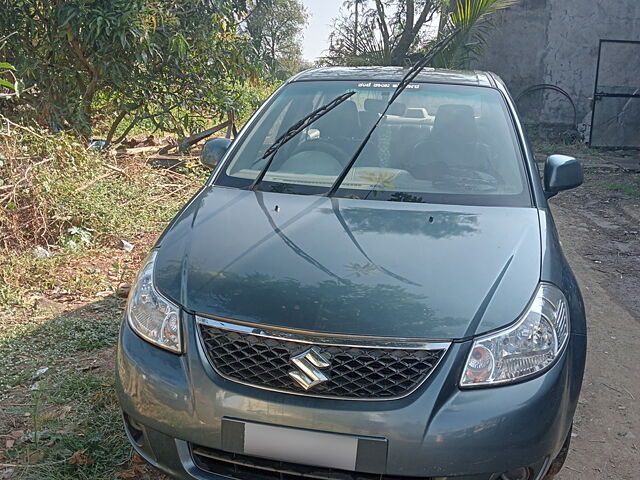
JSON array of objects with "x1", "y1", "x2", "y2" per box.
[{"x1": 473, "y1": 0, "x2": 640, "y2": 140}]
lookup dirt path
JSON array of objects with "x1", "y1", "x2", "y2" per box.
[{"x1": 551, "y1": 179, "x2": 640, "y2": 479}]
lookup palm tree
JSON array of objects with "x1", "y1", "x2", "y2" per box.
[{"x1": 431, "y1": 0, "x2": 519, "y2": 69}]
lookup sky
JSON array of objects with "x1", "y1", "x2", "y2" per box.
[{"x1": 301, "y1": 0, "x2": 344, "y2": 61}]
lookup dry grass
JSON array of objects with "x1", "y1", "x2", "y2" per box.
[{"x1": 0, "y1": 115, "x2": 204, "y2": 250}]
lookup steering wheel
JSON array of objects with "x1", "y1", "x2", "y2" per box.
[
  {"x1": 289, "y1": 139, "x2": 349, "y2": 166},
  {"x1": 407, "y1": 140, "x2": 501, "y2": 190}
]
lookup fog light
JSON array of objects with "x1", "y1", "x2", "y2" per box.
[{"x1": 500, "y1": 467, "x2": 531, "y2": 480}]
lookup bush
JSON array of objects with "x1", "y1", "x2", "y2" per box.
[{"x1": 0, "y1": 119, "x2": 200, "y2": 249}]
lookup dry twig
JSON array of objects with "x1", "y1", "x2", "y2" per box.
[{"x1": 74, "y1": 171, "x2": 116, "y2": 193}]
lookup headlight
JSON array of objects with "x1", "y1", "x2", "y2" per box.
[
  {"x1": 461, "y1": 283, "x2": 569, "y2": 387},
  {"x1": 126, "y1": 251, "x2": 182, "y2": 353}
]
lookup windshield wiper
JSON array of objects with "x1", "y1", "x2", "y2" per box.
[
  {"x1": 249, "y1": 90, "x2": 356, "y2": 191},
  {"x1": 325, "y1": 32, "x2": 460, "y2": 197}
]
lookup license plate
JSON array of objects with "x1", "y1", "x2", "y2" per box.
[{"x1": 221, "y1": 418, "x2": 387, "y2": 472}]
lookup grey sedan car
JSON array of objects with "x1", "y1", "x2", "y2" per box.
[{"x1": 116, "y1": 67, "x2": 586, "y2": 480}]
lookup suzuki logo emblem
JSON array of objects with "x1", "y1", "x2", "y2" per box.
[{"x1": 288, "y1": 347, "x2": 331, "y2": 390}]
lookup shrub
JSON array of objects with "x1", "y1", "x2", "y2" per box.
[{"x1": 0, "y1": 119, "x2": 199, "y2": 249}]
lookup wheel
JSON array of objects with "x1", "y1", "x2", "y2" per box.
[{"x1": 544, "y1": 425, "x2": 573, "y2": 479}]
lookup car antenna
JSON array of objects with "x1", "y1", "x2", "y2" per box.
[
  {"x1": 249, "y1": 90, "x2": 356, "y2": 191},
  {"x1": 325, "y1": 31, "x2": 461, "y2": 198}
]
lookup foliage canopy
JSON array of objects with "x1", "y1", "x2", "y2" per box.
[
  {"x1": 0, "y1": 0, "x2": 259, "y2": 140},
  {"x1": 247, "y1": 0, "x2": 308, "y2": 79}
]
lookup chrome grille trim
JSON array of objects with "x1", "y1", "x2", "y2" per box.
[
  {"x1": 196, "y1": 316, "x2": 451, "y2": 351},
  {"x1": 195, "y1": 315, "x2": 450, "y2": 401}
]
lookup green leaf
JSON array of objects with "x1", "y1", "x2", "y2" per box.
[
  {"x1": 0, "y1": 78, "x2": 14, "y2": 91},
  {"x1": 0, "y1": 62, "x2": 15, "y2": 71}
]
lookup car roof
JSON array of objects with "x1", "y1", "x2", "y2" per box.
[{"x1": 291, "y1": 67, "x2": 495, "y2": 87}]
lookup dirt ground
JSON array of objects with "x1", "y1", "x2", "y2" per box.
[{"x1": 551, "y1": 168, "x2": 640, "y2": 479}]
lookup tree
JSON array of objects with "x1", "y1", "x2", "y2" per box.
[
  {"x1": 325, "y1": 0, "x2": 517, "y2": 67},
  {"x1": 247, "y1": 0, "x2": 308, "y2": 79},
  {"x1": 0, "y1": 0, "x2": 258, "y2": 141},
  {"x1": 327, "y1": 0, "x2": 439, "y2": 65},
  {"x1": 0, "y1": 33, "x2": 23, "y2": 100}
]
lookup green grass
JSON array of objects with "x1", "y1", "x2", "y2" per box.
[
  {"x1": 600, "y1": 181, "x2": 640, "y2": 197},
  {"x1": 3, "y1": 373, "x2": 132, "y2": 480},
  {"x1": 0, "y1": 298, "x2": 123, "y2": 391},
  {"x1": 530, "y1": 137, "x2": 604, "y2": 159},
  {"x1": 0, "y1": 249, "x2": 114, "y2": 312},
  {"x1": 0, "y1": 297, "x2": 135, "y2": 479}
]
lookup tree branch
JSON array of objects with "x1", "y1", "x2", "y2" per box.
[
  {"x1": 113, "y1": 114, "x2": 142, "y2": 145},
  {"x1": 64, "y1": 26, "x2": 95, "y2": 76},
  {"x1": 405, "y1": 0, "x2": 415, "y2": 31},
  {"x1": 374, "y1": 0, "x2": 390, "y2": 53},
  {"x1": 412, "y1": 1, "x2": 436, "y2": 37},
  {"x1": 105, "y1": 109, "x2": 130, "y2": 146}
]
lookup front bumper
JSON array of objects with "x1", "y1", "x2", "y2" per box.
[{"x1": 116, "y1": 314, "x2": 585, "y2": 480}]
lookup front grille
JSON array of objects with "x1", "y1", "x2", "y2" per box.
[
  {"x1": 191, "y1": 445, "x2": 435, "y2": 480},
  {"x1": 197, "y1": 319, "x2": 447, "y2": 400}
]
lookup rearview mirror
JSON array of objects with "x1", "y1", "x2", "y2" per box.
[
  {"x1": 544, "y1": 155, "x2": 583, "y2": 198},
  {"x1": 201, "y1": 138, "x2": 232, "y2": 169}
]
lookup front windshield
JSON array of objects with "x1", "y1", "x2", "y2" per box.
[{"x1": 214, "y1": 80, "x2": 530, "y2": 206}]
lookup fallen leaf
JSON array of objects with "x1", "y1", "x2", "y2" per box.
[
  {"x1": 5, "y1": 439, "x2": 15, "y2": 449},
  {"x1": 19, "y1": 449, "x2": 43, "y2": 464},
  {"x1": 68, "y1": 449, "x2": 93, "y2": 465},
  {"x1": 118, "y1": 464, "x2": 147, "y2": 478}
]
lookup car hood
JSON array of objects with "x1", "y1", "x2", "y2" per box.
[{"x1": 154, "y1": 187, "x2": 541, "y2": 340}]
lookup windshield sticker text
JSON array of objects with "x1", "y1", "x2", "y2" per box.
[{"x1": 357, "y1": 82, "x2": 420, "y2": 89}]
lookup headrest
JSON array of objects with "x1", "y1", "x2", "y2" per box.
[
  {"x1": 435, "y1": 104, "x2": 475, "y2": 124},
  {"x1": 433, "y1": 104, "x2": 477, "y2": 141},
  {"x1": 364, "y1": 98, "x2": 385, "y2": 112},
  {"x1": 406, "y1": 107, "x2": 428, "y2": 119},
  {"x1": 316, "y1": 100, "x2": 360, "y2": 138}
]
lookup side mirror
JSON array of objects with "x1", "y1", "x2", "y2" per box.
[
  {"x1": 201, "y1": 138, "x2": 232, "y2": 169},
  {"x1": 543, "y1": 154, "x2": 583, "y2": 198}
]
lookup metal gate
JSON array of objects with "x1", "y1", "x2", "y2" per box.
[{"x1": 590, "y1": 39, "x2": 640, "y2": 148}]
